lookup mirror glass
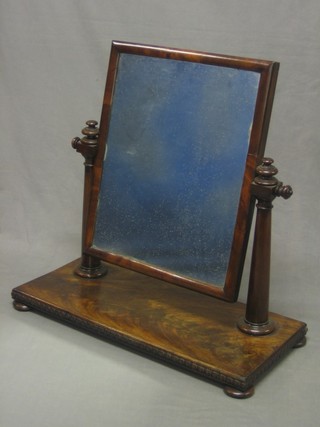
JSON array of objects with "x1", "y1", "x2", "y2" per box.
[{"x1": 92, "y1": 52, "x2": 260, "y2": 286}]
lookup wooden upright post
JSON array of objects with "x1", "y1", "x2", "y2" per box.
[
  {"x1": 71, "y1": 120, "x2": 108, "y2": 279},
  {"x1": 238, "y1": 158, "x2": 293, "y2": 335}
]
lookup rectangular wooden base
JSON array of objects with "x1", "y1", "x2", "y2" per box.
[{"x1": 11, "y1": 259, "x2": 307, "y2": 396}]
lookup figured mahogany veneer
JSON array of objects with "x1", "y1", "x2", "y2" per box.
[{"x1": 12, "y1": 259, "x2": 306, "y2": 398}]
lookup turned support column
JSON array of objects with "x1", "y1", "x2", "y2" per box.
[
  {"x1": 238, "y1": 158, "x2": 292, "y2": 335},
  {"x1": 71, "y1": 120, "x2": 107, "y2": 278}
]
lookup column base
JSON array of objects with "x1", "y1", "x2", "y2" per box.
[{"x1": 237, "y1": 317, "x2": 276, "y2": 336}]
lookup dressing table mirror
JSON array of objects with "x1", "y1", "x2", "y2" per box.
[{"x1": 12, "y1": 41, "x2": 307, "y2": 398}]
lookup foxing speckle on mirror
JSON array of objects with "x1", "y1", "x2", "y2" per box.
[{"x1": 93, "y1": 53, "x2": 260, "y2": 286}]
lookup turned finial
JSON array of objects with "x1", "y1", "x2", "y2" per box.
[
  {"x1": 251, "y1": 157, "x2": 293, "y2": 204},
  {"x1": 254, "y1": 158, "x2": 278, "y2": 186},
  {"x1": 71, "y1": 120, "x2": 100, "y2": 166}
]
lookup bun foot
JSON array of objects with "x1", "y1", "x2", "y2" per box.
[
  {"x1": 293, "y1": 335, "x2": 307, "y2": 348},
  {"x1": 13, "y1": 300, "x2": 31, "y2": 312},
  {"x1": 223, "y1": 386, "x2": 254, "y2": 399}
]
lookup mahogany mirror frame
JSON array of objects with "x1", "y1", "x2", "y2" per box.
[{"x1": 83, "y1": 41, "x2": 279, "y2": 302}]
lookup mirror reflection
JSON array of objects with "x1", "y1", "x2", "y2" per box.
[{"x1": 93, "y1": 53, "x2": 260, "y2": 285}]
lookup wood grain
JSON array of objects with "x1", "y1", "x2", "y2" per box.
[{"x1": 12, "y1": 259, "x2": 307, "y2": 393}]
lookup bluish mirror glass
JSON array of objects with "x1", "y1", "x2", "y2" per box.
[{"x1": 93, "y1": 53, "x2": 260, "y2": 286}]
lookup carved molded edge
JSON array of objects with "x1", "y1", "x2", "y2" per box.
[{"x1": 11, "y1": 289, "x2": 307, "y2": 392}]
